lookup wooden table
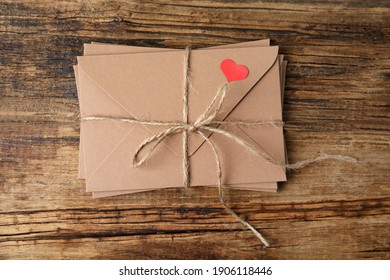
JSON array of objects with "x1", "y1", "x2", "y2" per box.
[{"x1": 1, "y1": 0, "x2": 389, "y2": 259}]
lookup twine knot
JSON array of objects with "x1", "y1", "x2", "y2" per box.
[{"x1": 186, "y1": 124, "x2": 197, "y2": 132}]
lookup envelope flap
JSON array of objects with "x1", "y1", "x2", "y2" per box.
[{"x1": 78, "y1": 46, "x2": 279, "y2": 159}]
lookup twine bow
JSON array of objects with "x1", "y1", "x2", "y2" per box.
[{"x1": 82, "y1": 47, "x2": 357, "y2": 248}]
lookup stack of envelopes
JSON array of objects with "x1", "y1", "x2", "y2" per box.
[{"x1": 74, "y1": 39, "x2": 288, "y2": 198}]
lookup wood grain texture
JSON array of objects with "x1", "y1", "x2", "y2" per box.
[{"x1": 0, "y1": 0, "x2": 389, "y2": 259}]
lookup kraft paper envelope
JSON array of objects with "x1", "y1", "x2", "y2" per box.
[
  {"x1": 74, "y1": 40, "x2": 287, "y2": 198},
  {"x1": 74, "y1": 42, "x2": 286, "y2": 198},
  {"x1": 77, "y1": 39, "x2": 275, "y2": 177},
  {"x1": 75, "y1": 40, "x2": 285, "y2": 197},
  {"x1": 76, "y1": 44, "x2": 287, "y2": 194}
]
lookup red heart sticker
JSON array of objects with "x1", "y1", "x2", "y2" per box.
[{"x1": 220, "y1": 59, "x2": 249, "y2": 82}]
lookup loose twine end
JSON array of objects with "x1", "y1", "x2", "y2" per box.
[{"x1": 285, "y1": 152, "x2": 358, "y2": 171}]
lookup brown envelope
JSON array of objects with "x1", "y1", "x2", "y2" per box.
[
  {"x1": 77, "y1": 40, "x2": 277, "y2": 176},
  {"x1": 75, "y1": 40, "x2": 287, "y2": 197},
  {"x1": 76, "y1": 44, "x2": 286, "y2": 194}
]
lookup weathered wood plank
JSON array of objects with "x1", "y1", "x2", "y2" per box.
[{"x1": 0, "y1": 0, "x2": 389, "y2": 259}]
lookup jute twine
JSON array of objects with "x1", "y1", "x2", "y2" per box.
[{"x1": 82, "y1": 47, "x2": 357, "y2": 247}]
